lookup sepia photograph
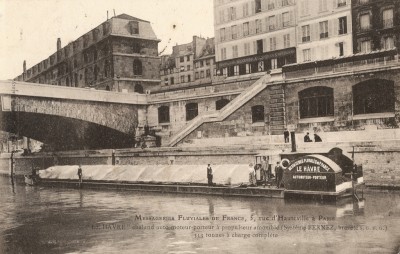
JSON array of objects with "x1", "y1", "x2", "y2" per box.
[{"x1": 0, "y1": 0, "x2": 400, "y2": 253}]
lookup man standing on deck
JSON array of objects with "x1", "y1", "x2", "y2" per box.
[
  {"x1": 207, "y1": 164, "x2": 213, "y2": 186},
  {"x1": 275, "y1": 162, "x2": 283, "y2": 188},
  {"x1": 261, "y1": 156, "x2": 269, "y2": 185},
  {"x1": 77, "y1": 164, "x2": 83, "y2": 183}
]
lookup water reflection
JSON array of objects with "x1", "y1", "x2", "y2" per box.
[{"x1": 0, "y1": 176, "x2": 399, "y2": 254}]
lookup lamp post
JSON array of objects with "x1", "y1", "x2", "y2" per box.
[{"x1": 116, "y1": 75, "x2": 120, "y2": 92}]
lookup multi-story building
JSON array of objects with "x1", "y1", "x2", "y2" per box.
[
  {"x1": 352, "y1": 0, "x2": 400, "y2": 53},
  {"x1": 159, "y1": 36, "x2": 216, "y2": 90},
  {"x1": 296, "y1": 0, "x2": 353, "y2": 62},
  {"x1": 15, "y1": 14, "x2": 161, "y2": 93},
  {"x1": 214, "y1": 0, "x2": 297, "y2": 77}
]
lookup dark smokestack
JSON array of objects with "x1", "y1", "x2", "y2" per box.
[
  {"x1": 290, "y1": 131, "x2": 296, "y2": 152},
  {"x1": 23, "y1": 60, "x2": 26, "y2": 72},
  {"x1": 107, "y1": 10, "x2": 109, "y2": 20},
  {"x1": 57, "y1": 38, "x2": 61, "y2": 51}
]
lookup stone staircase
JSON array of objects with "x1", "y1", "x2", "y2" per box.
[
  {"x1": 168, "y1": 74, "x2": 270, "y2": 147},
  {"x1": 268, "y1": 84, "x2": 286, "y2": 135}
]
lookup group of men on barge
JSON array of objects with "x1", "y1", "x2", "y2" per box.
[{"x1": 248, "y1": 156, "x2": 283, "y2": 188}]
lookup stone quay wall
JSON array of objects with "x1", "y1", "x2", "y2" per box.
[{"x1": 1, "y1": 144, "x2": 399, "y2": 188}]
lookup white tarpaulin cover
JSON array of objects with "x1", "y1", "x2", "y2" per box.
[{"x1": 39, "y1": 164, "x2": 250, "y2": 185}]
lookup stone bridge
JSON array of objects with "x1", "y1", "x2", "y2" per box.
[{"x1": 0, "y1": 81, "x2": 147, "y2": 150}]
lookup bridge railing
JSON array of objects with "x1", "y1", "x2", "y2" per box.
[{"x1": 0, "y1": 80, "x2": 148, "y2": 105}]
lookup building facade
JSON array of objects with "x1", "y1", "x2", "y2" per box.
[
  {"x1": 214, "y1": 0, "x2": 297, "y2": 77},
  {"x1": 15, "y1": 14, "x2": 161, "y2": 93},
  {"x1": 352, "y1": 0, "x2": 400, "y2": 53},
  {"x1": 296, "y1": 0, "x2": 353, "y2": 62}
]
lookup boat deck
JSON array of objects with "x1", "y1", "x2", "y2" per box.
[{"x1": 39, "y1": 179, "x2": 285, "y2": 198}]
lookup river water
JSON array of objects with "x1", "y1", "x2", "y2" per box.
[{"x1": 0, "y1": 175, "x2": 399, "y2": 254}]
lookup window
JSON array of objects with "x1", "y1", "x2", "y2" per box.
[
  {"x1": 232, "y1": 45, "x2": 238, "y2": 58},
  {"x1": 384, "y1": 37, "x2": 394, "y2": 49},
  {"x1": 164, "y1": 78, "x2": 169, "y2": 85},
  {"x1": 195, "y1": 72, "x2": 199, "y2": 79},
  {"x1": 383, "y1": 9, "x2": 394, "y2": 28},
  {"x1": 200, "y1": 61, "x2": 204, "y2": 67},
  {"x1": 187, "y1": 65, "x2": 191, "y2": 71},
  {"x1": 158, "y1": 106, "x2": 170, "y2": 123},
  {"x1": 299, "y1": 87, "x2": 334, "y2": 119},
  {"x1": 271, "y1": 58, "x2": 277, "y2": 70},
  {"x1": 282, "y1": 12, "x2": 290, "y2": 27},
  {"x1": 229, "y1": 6, "x2": 236, "y2": 20},
  {"x1": 221, "y1": 48, "x2": 227, "y2": 60},
  {"x1": 361, "y1": 40, "x2": 371, "y2": 53},
  {"x1": 200, "y1": 71, "x2": 205, "y2": 78},
  {"x1": 257, "y1": 40, "x2": 263, "y2": 54},
  {"x1": 319, "y1": 0, "x2": 327, "y2": 12},
  {"x1": 268, "y1": 0, "x2": 275, "y2": 9},
  {"x1": 338, "y1": 0, "x2": 346, "y2": 7},
  {"x1": 188, "y1": 75, "x2": 191, "y2": 82},
  {"x1": 258, "y1": 61, "x2": 264, "y2": 72},
  {"x1": 216, "y1": 99, "x2": 230, "y2": 110},
  {"x1": 244, "y1": 43, "x2": 250, "y2": 56},
  {"x1": 353, "y1": 79, "x2": 394, "y2": 115},
  {"x1": 255, "y1": 0, "x2": 261, "y2": 13},
  {"x1": 243, "y1": 3, "x2": 249, "y2": 17},
  {"x1": 170, "y1": 77, "x2": 174, "y2": 84},
  {"x1": 187, "y1": 55, "x2": 190, "y2": 61},
  {"x1": 303, "y1": 49, "x2": 311, "y2": 62},
  {"x1": 234, "y1": 65, "x2": 239, "y2": 75},
  {"x1": 206, "y1": 59, "x2": 210, "y2": 66},
  {"x1": 243, "y1": 22, "x2": 249, "y2": 36},
  {"x1": 186, "y1": 103, "x2": 198, "y2": 121},
  {"x1": 220, "y1": 28, "x2": 226, "y2": 42},
  {"x1": 206, "y1": 69, "x2": 211, "y2": 77},
  {"x1": 270, "y1": 37, "x2": 276, "y2": 51},
  {"x1": 338, "y1": 42, "x2": 344, "y2": 56},
  {"x1": 284, "y1": 34, "x2": 290, "y2": 48},
  {"x1": 282, "y1": 0, "x2": 289, "y2": 6},
  {"x1": 130, "y1": 21, "x2": 139, "y2": 34},
  {"x1": 133, "y1": 59, "x2": 142, "y2": 76},
  {"x1": 268, "y1": 16, "x2": 276, "y2": 30},
  {"x1": 232, "y1": 25, "x2": 237, "y2": 39},
  {"x1": 180, "y1": 56, "x2": 185, "y2": 62},
  {"x1": 301, "y1": 0, "x2": 309, "y2": 16},
  {"x1": 360, "y1": 14, "x2": 371, "y2": 31},
  {"x1": 339, "y1": 17, "x2": 347, "y2": 34},
  {"x1": 134, "y1": 83, "x2": 144, "y2": 94},
  {"x1": 251, "y1": 105, "x2": 265, "y2": 123},
  {"x1": 302, "y1": 25, "x2": 310, "y2": 42},
  {"x1": 256, "y1": 19, "x2": 262, "y2": 34},
  {"x1": 180, "y1": 75, "x2": 185, "y2": 83},
  {"x1": 319, "y1": 21, "x2": 329, "y2": 39}
]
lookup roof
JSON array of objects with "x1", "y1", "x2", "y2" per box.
[{"x1": 114, "y1": 14, "x2": 149, "y2": 23}]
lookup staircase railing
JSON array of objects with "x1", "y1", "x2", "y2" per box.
[{"x1": 168, "y1": 74, "x2": 270, "y2": 146}]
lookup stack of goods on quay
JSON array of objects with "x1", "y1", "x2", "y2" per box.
[{"x1": 39, "y1": 164, "x2": 249, "y2": 185}]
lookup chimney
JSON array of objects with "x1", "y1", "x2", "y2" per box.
[
  {"x1": 57, "y1": 38, "x2": 61, "y2": 51},
  {"x1": 23, "y1": 60, "x2": 26, "y2": 72}
]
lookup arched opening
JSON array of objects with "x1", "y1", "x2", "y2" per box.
[
  {"x1": 134, "y1": 83, "x2": 144, "y2": 94},
  {"x1": 299, "y1": 86, "x2": 334, "y2": 119},
  {"x1": 186, "y1": 103, "x2": 198, "y2": 121},
  {"x1": 216, "y1": 99, "x2": 230, "y2": 110},
  {"x1": 105, "y1": 85, "x2": 110, "y2": 91},
  {"x1": 158, "y1": 106, "x2": 170, "y2": 124},
  {"x1": 353, "y1": 79, "x2": 394, "y2": 115},
  {"x1": 251, "y1": 105, "x2": 265, "y2": 123},
  {"x1": 133, "y1": 59, "x2": 143, "y2": 76}
]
